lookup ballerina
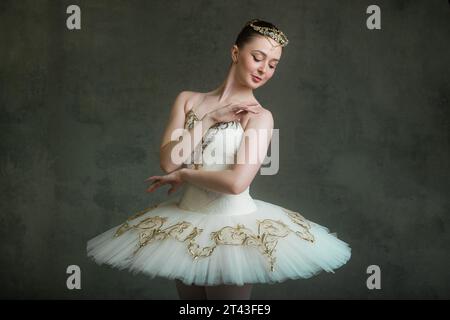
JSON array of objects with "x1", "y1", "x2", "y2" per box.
[{"x1": 87, "y1": 19, "x2": 351, "y2": 300}]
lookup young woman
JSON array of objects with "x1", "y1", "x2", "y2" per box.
[{"x1": 87, "y1": 19, "x2": 351, "y2": 300}]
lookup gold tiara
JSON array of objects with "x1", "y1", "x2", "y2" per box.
[{"x1": 247, "y1": 20, "x2": 289, "y2": 47}]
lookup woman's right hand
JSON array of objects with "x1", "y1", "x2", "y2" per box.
[{"x1": 204, "y1": 102, "x2": 261, "y2": 124}]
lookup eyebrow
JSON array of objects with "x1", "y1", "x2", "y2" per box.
[{"x1": 251, "y1": 50, "x2": 280, "y2": 62}]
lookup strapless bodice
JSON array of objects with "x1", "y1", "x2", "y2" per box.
[{"x1": 178, "y1": 109, "x2": 257, "y2": 215}]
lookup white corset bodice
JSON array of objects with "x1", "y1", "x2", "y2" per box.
[{"x1": 178, "y1": 109, "x2": 257, "y2": 215}]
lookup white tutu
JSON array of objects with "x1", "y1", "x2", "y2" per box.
[
  {"x1": 87, "y1": 193, "x2": 351, "y2": 286},
  {"x1": 86, "y1": 109, "x2": 351, "y2": 286}
]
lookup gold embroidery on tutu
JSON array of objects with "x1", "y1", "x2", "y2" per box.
[
  {"x1": 113, "y1": 204, "x2": 315, "y2": 272},
  {"x1": 113, "y1": 204, "x2": 159, "y2": 238},
  {"x1": 281, "y1": 208, "x2": 316, "y2": 243}
]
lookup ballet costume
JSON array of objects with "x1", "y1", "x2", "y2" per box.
[{"x1": 87, "y1": 109, "x2": 351, "y2": 286}]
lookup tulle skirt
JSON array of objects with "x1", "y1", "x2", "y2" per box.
[{"x1": 86, "y1": 197, "x2": 351, "y2": 286}]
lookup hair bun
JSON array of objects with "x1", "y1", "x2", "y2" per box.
[{"x1": 246, "y1": 19, "x2": 259, "y2": 26}]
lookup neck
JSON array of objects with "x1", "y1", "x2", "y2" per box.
[{"x1": 211, "y1": 63, "x2": 256, "y2": 103}]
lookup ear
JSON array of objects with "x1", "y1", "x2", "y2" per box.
[{"x1": 231, "y1": 45, "x2": 239, "y2": 63}]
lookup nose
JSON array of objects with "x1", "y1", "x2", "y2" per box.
[{"x1": 257, "y1": 62, "x2": 267, "y2": 75}]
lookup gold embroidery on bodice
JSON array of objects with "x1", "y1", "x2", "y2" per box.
[{"x1": 184, "y1": 108, "x2": 241, "y2": 170}]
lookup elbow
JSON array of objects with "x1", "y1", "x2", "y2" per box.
[
  {"x1": 160, "y1": 145, "x2": 179, "y2": 173},
  {"x1": 229, "y1": 179, "x2": 248, "y2": 195},
  {"x1": 160, "y1": 161, "x2": 174, "y2": 174}
]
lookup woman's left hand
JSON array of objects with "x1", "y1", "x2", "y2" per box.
[{"x1": 144, "y1": 169, "x2": 184, "y2": 195}]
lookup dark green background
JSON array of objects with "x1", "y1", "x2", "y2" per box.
[{"x1": 1, "y1": 0, "x2": 449, "y2": 299}]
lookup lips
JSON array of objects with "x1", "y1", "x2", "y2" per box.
[{"x1": 251, "y1": 74, "x2": 262, "y2": 82}]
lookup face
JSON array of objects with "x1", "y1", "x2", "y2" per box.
[{"x1": 232, "y1": 35, "x2": 283, "y2": 88}]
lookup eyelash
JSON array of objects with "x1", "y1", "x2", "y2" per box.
[{"x1": 253, "y1": 56, "x2": 276, "y2": 69}]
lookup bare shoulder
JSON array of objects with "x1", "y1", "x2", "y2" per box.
[
  {"x1": 242, "y1": 106, "x2": 273, "y2": 130},
  {"x1": 258, "y1": 107, "x2": 273, "y2": 121},
  {"x1": 181, "y1": 91, "x2": 206, "y2": 113},
  {"x1": 172, "y1": 91, "x2": 193, "y2": 113}
]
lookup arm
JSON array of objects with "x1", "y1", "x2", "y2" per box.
[
  {"x1": 180, "y1": 169, "x2": 239, "y2": 194},
  {"x1": 180, "y1": 109, "x2": 274, "y2": 194},
  {"x1": 159, "y1": 91, "x2": 215, "y2": 173}
]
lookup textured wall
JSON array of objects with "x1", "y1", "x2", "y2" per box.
[{"x1": 0, "y1": 0, "x2": 448, "y2": 299}]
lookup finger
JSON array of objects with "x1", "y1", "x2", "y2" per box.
[
  {"x1": 144, "y1": 176, "x2": 160, "y2": 182},
  {"x1": 168, "y1": 184, "x2": 177, "y2": 195},
  {"x1": 237, "y1": 107, "x2": 257, "y2": 115},
  {"x1": 233, "y1": 104, "x2": 259, "y2": 114},
  {"x1": 146, "y1": 184, "x2": 156, "y2": 192},
  {"x1": 234, "y1": 105, "x2": 250, "y2": 113},
  {"x1": 147, "y1": 179, "x2": 161, "y2": 189},
  {"x1": 168, "y1": 184, "x2": 181, "y2": 195},
  {"x1": 146, "y1": 181, "x2": 162, "y2": 192},
  {"x1": 147, "y1": 185, "x2": 159, "y2": 193},
  {"x1": 231, "y1": 105, "x2": 243, "y2": 112},
  {"x1": 246, "y1": 105, "x2": 261, "y2": 114},
  {"x1": 243, "y1": 104, "x2": 260, "y2": 111},
  {"x1": 223, "y1": 103, "x2": 234, "y2": 110}
]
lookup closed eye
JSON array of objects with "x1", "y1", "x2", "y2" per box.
[{"x1": 253, "y1": 56, "x2": 276, "y2": 69}]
